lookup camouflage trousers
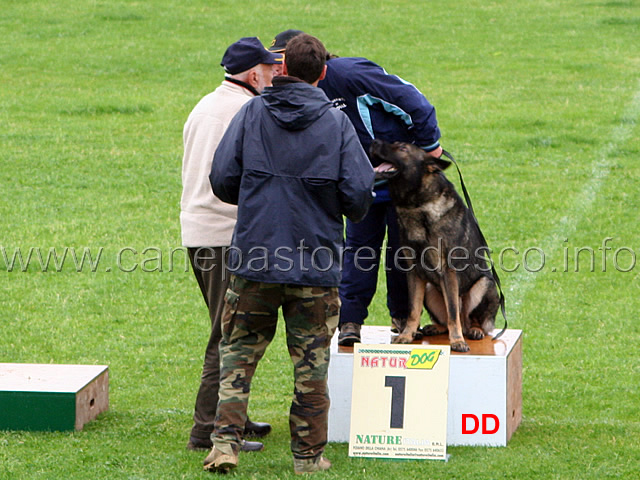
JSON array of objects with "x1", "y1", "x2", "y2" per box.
[{"x1": 213, "y1": 275, "x2": 340, "y2": 459}]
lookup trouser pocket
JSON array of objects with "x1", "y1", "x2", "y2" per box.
[{"x1": 221, "y1": 286, "x2": 240, "y2": 342}]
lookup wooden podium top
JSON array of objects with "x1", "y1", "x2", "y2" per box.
[
  {"x1": 333, "y1": 326, "x2": 521, "y2": 357},
  {"x1": 0, "y1": 363, "x2": 108, "y2": 393}
]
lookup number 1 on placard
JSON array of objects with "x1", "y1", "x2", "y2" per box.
[{"x1": 384, "y1": 376, "x2": 406, "y2": 429}]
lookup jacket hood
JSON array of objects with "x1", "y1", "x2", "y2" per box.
[{"x1": 262, "y1": 77, "x2": 332, "y2": 131}]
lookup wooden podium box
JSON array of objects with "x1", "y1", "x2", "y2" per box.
[
  {"x1": 327, "y1": 327, "x2": 522, "y2": 447},
  {"x1": 0, "y1": 363, "x2": 109, "y2": 431}
]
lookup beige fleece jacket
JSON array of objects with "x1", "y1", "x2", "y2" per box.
[{"x1": 180, "y1": 80, "x2": 255, "y2": 247}]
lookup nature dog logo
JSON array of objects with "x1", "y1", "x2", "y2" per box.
[{"x1": 406, "y1": 348, "x2": 442, "y2": 370}]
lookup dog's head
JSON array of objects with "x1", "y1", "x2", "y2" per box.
[{"x1": 370, "y1": 139, "x2": 451, "y2": 182}]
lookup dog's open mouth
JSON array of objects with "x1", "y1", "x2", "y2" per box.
[{"x1": 374, "y1": 161, "x2": 399, "y2": 180}]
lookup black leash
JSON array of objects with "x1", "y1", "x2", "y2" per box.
[{"x1": 440, "y1": 149, "x2": 508, "y2": 341}]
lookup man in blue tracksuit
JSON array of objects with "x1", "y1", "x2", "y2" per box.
[{"x1": 318, "y1": 55, "x2": 443, "y2": 345}]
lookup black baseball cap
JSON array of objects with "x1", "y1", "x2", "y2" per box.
[
  {"x1": 220, "y1": 37, "x2": 279, "y2": 75},
  {"x1": 268, "y1": 29, "x2": 305, "y2": 53}
]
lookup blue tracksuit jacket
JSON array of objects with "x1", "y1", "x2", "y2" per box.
[{"x1": 318, "y1": 57, "x2": 441, "y2": 203}]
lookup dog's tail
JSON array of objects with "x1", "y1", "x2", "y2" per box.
[{"x1": 441, "y1": 150, "x2": 508, "y2": 341}]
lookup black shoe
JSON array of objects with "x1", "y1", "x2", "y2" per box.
[
  {"x1": 338, "y1": 322, "x2": 361, "y2": 346},
  {"x1": 187, "y1": 437, "x2": 212, "y2": 451},
  {"x1": 240, "y1": 440, "x2": 264, "y2": 452},
  {"x1": 391, "y1": 317, "x2": 406, "y2": 334},
  {"x1": 244, "y1": 419, "x2": 272, "y2": 438},
  {"x1": 187, "y1": 437, "x2": 264, "y2": 452}
]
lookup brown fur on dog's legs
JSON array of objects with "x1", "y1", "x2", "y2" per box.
[
  {"x1": 422, "y1": 283, "x2": 449, "y2": 336},
  {"x1": 462, "y1": 276, "x2": 498, "y2": 340},
  {"x1": 442, "y1": 269, "x2": 469, "y2": 352},
  {"x1": 462, "y1": 278, "x2": 487, "y2": 340},
  {"x1": 393, "y1": 273, "x2": 425, "y2": 344}
]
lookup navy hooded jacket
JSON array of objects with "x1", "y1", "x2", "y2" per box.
[{"x1": 211, "y1": 77, "x2": 375, "y2": 287}]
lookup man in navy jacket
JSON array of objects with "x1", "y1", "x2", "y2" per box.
[
  {"x1": 206, "y1": 34, "x2": 374, "y2": 474},
  {"x1": 318, "y1": 55, "x2": 443, "y2": 346}
]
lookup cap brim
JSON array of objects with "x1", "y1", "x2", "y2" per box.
[{"x1": 263, "y1": 50, "x2": 282, "y2": 64}]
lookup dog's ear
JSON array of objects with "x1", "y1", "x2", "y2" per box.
[
  {"x1": 423, "y1": 154, "x2": 451, "y2": 173},
  {"x1": 434, "y1": 156, "x2": 452, "y2": 171}
]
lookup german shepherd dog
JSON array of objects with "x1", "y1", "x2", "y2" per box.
[{"x1": 370, "y1": 139, "x2": 499, "y2": 352}]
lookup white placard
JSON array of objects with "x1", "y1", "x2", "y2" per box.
[{"x1": 349, "y1": 344, "x2": 450, "y2": 460}]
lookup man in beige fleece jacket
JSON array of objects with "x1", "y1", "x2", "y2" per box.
[{"x1": 180, "y1": 37, "x2": 278, "y2": 453}]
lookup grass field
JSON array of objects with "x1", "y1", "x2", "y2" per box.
[{"x1": 1, "y1": 0, "x2": 639, "y2": 478}]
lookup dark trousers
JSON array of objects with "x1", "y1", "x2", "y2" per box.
[
  {"x1": 188, "y1": 247, "x2": 230, "y2": 442},
  {"x1": 338, "y1": 202, "x2": 409, "y2": 325}
]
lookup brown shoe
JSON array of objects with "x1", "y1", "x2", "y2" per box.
[
  {"x1": 293, "y1": 455, "x2": 332, "y2": 474},
  {"x1": 203, "y1": 445, "x2": 239, "y2": 473},
  {"x1": 337, "y1": 322, "x2": 361, "y2": 346}
]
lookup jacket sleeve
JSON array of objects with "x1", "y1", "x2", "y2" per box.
[
  {"x1": 351, "y1": 59, "x2": 441, "y2": 151},
  {"x1": 209, "y1": 106, "x2": 246, "y2": 205},
  {"x1": 338, "y1": 116, "x2": 375, "y2": 222}
]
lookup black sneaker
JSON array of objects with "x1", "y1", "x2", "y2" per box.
[{"x1": 338, "y1": 322, "x2": 361, "y2": 346}]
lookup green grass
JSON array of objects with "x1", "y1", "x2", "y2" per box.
[{"x1": 1, "y1": 0, "x2": 639, "y2": 478}]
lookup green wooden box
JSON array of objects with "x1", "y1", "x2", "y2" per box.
[{"x1": 0, "y1": 363, "x2": 109, "y2": 431}]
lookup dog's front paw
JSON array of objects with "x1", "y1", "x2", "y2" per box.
[
  {"x1": 450, "y1": 340, "x2": 470, "y2": 352},
  {"x1": 467, "y1": 327, "x2": 485, "y2": 340},
  {"x1": 392, "y1": 333, "x2": 414, "y2": 344}
]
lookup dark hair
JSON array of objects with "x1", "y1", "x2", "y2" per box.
[{"x1": 284, "y1": 34, "x2": 327, "y2": 84}]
